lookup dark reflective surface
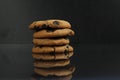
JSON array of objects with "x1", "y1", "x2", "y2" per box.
[{"x1": 0, "y1": 44, "x2": 120, "y2": 80}]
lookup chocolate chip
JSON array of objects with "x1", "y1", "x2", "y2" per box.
[
  {"x1": 34, "y1": 24, "x2": 50, "y2": 31},
  {"x1": 53, "y1": 21, "x2": 59, "y2": 25},
  {"x1": 41, "y1": 24, "x2": 48, "y2": 29},
  {"x1": 34, "y1": 26, "x2": 40, "y2": 31},
  {"x1": 64, "y1": 45, "x2": 69, "y2": 58},
  {"x1": 64, "y1": 49, "x2": 69, "y2": 55}
]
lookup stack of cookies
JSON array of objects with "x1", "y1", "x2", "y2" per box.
[{"x1": 29, "y1": 19, "x2": 75, "y2": 77}]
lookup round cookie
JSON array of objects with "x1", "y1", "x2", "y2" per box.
[
  {"x1": 33, "y1": 29, "x2": 74, "y2": 38},
  {"x1": 33, "y1": 59, "x2": 70, "y2": 68},
  {"x1": 32, "y1": 45, "x2": 73, "y2": 53},
  {"x1": 30, "y1": 74, "x2": 72, "y2": 80},
  {"x1": 33, "y1": 38, "x2": 69, "y2": 46},
  {"x1": 29, "y1": 19, "x2": 71, "y2": 30},
  {"x1": 32, "y1": 52, "x2": 73, "y2": 60},
  {"x1": 34, "y1": 66, "x2": 75, "y2": 77}
]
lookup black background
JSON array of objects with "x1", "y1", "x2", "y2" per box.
[{"x1": 0, "y1": 0, "x2": 120, "y2": 79}]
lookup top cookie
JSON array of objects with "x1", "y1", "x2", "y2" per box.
[{"x1": 29, "y1": 19, "x2": 71, "y2": 30}]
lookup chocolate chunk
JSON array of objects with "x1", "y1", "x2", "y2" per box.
[
  {"x1": 41, "y1": 24, "x2": 48, "y2": 29},
  {"x1": 65, "y1": 45, "x2": 69, "y2": 58},
  {"x1": 64, "y1": 49, "x2": 69, "y2": 55},
  {"x1": 34, "y1": 26, "x2": 40, "y2": 31},
  {"x1": 53, "y1": 21, "x2": 59, "y2": 25},
  {"x1": 34, "y1": 24, "x2": 49, "y2": 31}
]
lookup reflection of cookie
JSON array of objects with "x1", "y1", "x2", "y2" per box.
[
  {"x1": 33, "y1": 29, "x2": 74, "y2": 38},
  {"x1": 32, "y1": 52, "x2": 73, "y2": 60},
  {"x1": 30, "y1": 74, "x2": 72, "y2": 80},
  {"x1": 34, "y1": 66, "x2": 75, "y2": 77},
  {"x1": 32, "y1": 45, "x2": 73, "y2": 53},
  {"x1": 33, "y1": 38, "x2": 69, "y2": 46},
  {"x1": 33, "y1": 59, "x2": 70, "y2": 68},
  {"x1": 29, "y1": 19, "x2": 71, "y2": 30}
]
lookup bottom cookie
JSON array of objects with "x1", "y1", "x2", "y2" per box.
[
  {"x1": 34, "y1": 66, "x2": 75, "y2": 77},
  {"x1": 30, "y1": 74, "x2": 72, "y2": 80}
]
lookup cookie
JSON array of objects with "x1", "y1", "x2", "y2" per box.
[
  {"x1": 32, "y1": 45, "x2": 73, "y2": 53},
  {"x1": 29, "y1": 19, "x2": 71, "y2": 30},
  {"x1": 33, "y1": 59, "x2": 70, "y2": 68},
  {"x1": 32, "y1": 52, "x2": 73, "y2": 60},
  {"x1": 34, "y1": 66, "x2": 75, "y2": 77},
  {"x1": 33, "y1": 29, "x2": 74, "y2": 38},
  {"x1": 30, "y1": 74, "x2": 72, "y2": 80},
  {"x1": 33, "y1": 38, "x2": 69, "y2": 46}
]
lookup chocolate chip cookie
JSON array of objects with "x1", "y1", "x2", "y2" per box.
[
  {"x1": 32, "y1": 52, "x2": 73, "y2": 60},
  {"x1": 33, "y1": 38, "x2": 69, "y2": 46},
  {"x1": 33, "y1": 29, "x2": 74, "y2": 39},
  {"x1": 32, "y1": 45, "x2": 73, "y2": 53},
  {"x1": 29, "y1": 19, "x2": 71, "y2": 30}
]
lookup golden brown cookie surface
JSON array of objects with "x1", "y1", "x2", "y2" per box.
[
  {"x1": 33, "y1": 38, "x2": 69, "y2": 46},
  {"x1": 32, "y1": 52, "x2": 73, "y2": 60},
  {"x1": 33, "y1": 29, "x2": 74, "y2": 38},
  {"x1": 29, "y1": 19, "x2": 71, "y2": 30},
  {"x1": 32, "y1": 45, "x2": 73, "y2": 53}
]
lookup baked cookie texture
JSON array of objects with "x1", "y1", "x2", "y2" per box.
[
  {"x1": 33, "y1": 29, "x2": 74, "y2": 38},
  {"x1": 33, "y1": 38, "x2": 69, "y2": 46},
  {"x1": 29, "y1": 19, "x2": 71, "y2": 30},
  {"x1": 29, "y1": 19, "x2": 75, "y2": 77},
  {"x1": 32, "y1": 45, "x2": 73, "y2": 53},
  {"x1": 32, "y1": 52, "x2": 73, "y2": 60}
]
